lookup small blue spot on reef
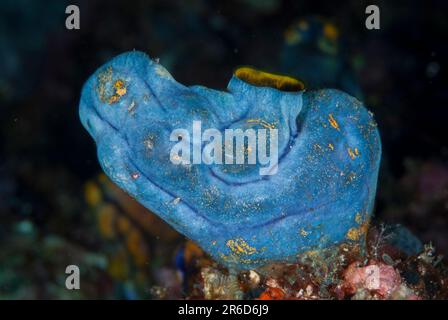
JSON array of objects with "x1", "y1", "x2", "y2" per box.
[{"x1": 79, "y1": 51, "x2": 381, "y2": 270}]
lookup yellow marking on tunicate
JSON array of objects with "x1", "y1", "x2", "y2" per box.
[
  {"x1": 114, "y1": 80, "x2": 126, "y2": 96},
  {"x1": 226, "y1": 238, "x2": 257, "y2": 256},
  {"x1": 328, "y1": 143, "x2": 334, "y2": 150},
  {"x1": 108, "y1": 79, "x2": 127, "y2": 104},
  {"x1": 328, "y1": 114, "x2": 340, "y2": 130},
  {"x1": 347, "y1": 148, "x2": 356, "y2": 160},
  {"x1": 354, "y1": 147, "x2": 359, "y2": 156},
  {"x1": 172, "y1": 197, "x2": 181, "y2": 205},
  {"x1": 246, "y1": 119, "x2": 276, "y2": 130},
  {"x1": 235, "y1": 67, "x2": 304, "y2": 92},
  {"x1": 323, "y1": 23, "x2": 339, "y2": 41},
  {"x1": 96, "y1": 66, "x2": 128, "y2": 105}
]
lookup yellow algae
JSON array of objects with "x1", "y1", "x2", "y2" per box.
[
  {"x1": 235, "y1": 67, "x2": 304, "y2": 92},
  {"x1": 226, "y1": 238, "x2": 257, "y2": 256},
  {"x1": 114, "y1": 80, "x2": 127, "y2": 96},
  {"x1": 328, "y1": 114, "x2": 340, "y2": 130},
  {"x1": 346, "y1": 222, "x2": 369, "y2": 241},
  {"x1": 347, "y1": 147, "x2": 356, "y2": 160},
  {"x1": 346, "y1": 228, "x2": 361, "y2": 241},
  {"x1": 95, "y1": 66, "x2": 127, "y2": 104},
  {"x1": 108, "y1": 79, "x2": 127, "y2": 104}
]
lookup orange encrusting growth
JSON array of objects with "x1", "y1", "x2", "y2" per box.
[{"x1": 235, "y1": 67, "x2": 304, "y2": 92}]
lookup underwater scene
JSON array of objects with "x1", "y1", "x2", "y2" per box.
[{"x1": 1, "y1": 0, "x2": 448, "y2": 301}]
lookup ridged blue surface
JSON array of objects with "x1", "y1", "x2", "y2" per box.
[{"x1": 79, "y1": 51, "x2": 381, "y2": 269}]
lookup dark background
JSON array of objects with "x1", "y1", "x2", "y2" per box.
[{"x1": 0, "y1": 0, "x2": 447, "y2": 298}]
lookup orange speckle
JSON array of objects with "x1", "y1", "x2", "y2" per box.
[
  {"x1": 235, "y1": 67, "x2": 304, "y2": 92},
  {"x1": 114, "y1": 79, "x2": 127, "y2": 96},
  {"x1": 346, "y1": 222, "x2": 369, "y2": 241},
  {"x1": 328, "y1": 114, "x2": 340, "y2": 130},
  {"x1": 226, "y1": 238, "x2": 257, "y2": 255},
  {"x1": 108, "y1": 79, "x2": 127, "y2": 104},
  {"x1": 347, "y1": 148, "x2": 356, "y2": 160},
  {"x1": 259, "y1": 287, "x2": 285, "y2": 300}
]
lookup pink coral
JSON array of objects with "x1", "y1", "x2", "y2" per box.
[{"x1": 341, "y1": 261, "x2": 418, "y2": 299}]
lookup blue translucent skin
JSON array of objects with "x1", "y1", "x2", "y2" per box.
[{"x1": 79, "y1": 51, "x2": 381, "y2": 269}]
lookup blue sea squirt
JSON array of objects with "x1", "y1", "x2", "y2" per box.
[{"x1": 79, "y1": 51, "x2": 381, "y2": 269}]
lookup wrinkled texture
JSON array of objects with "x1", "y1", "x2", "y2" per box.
[{"x1": 79, "y1": 51, "x2": 381, "y2": 269}]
